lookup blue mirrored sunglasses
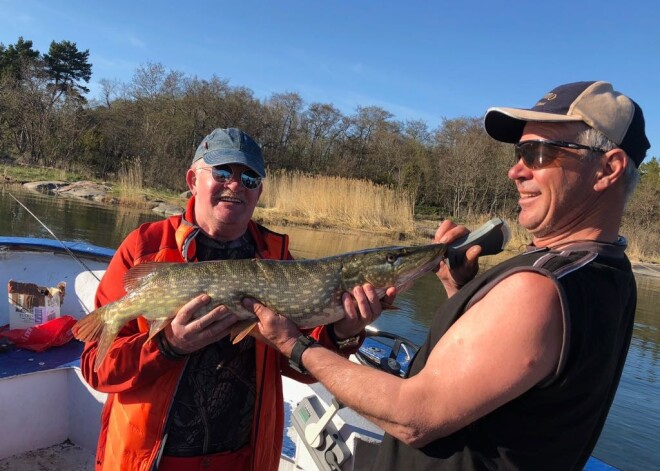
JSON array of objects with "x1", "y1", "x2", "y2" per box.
[{"x1": 198, "y1": 164, "x2": 262, "y2": 190}]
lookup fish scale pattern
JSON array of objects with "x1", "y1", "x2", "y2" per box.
[{"x1": 75, "y1": 243, "x2": 447, "y2": 370}]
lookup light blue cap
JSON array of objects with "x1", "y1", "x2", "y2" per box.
[{"x1": 192, "y1": 128, "x2": 265, "y2": 177}]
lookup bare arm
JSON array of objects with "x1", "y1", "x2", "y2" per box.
[{"x1": 249, "y1": 271, "x2": 563, "y2": 447}]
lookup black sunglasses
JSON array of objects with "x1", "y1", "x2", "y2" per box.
[
  {"x1": 198, "y1": 164, "x2": 263, "y2": 190},
  {"x1": 514, "y1": 140, "x2": 607, "y2": 170}
]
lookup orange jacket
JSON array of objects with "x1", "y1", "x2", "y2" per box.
[{"x1": 80, "y1": 197, "x2": 348, "y2": 471}]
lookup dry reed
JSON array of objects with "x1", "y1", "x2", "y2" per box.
[
  {"x1": 117, "y1": 158, "x2": 146, "y2": 206},
  {"x1": 259, "y1": 170, "x2": 415, "y2": 234}
]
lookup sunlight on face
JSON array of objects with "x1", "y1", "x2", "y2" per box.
[
  {"x1": 188, "y1": 161, "x2": 263, "y2": 241},
  {"x1": 509, "y1": 123, "x2": 601, "y2": 240}
]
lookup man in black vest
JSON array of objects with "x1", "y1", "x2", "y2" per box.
[{"x1": 246, "y1": 81, "x2": 650, "y2": 470}]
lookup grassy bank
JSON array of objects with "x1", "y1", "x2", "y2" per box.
[{"x1": 2, "y1": 163, "x2": 658, "y2": 263}]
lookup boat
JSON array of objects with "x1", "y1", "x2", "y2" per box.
[{"x1": 0, "y1": 236, "x2": 620, "y2": 470}]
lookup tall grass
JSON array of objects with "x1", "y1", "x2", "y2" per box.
[
  {"x1": 259, "y1": 170, "x2": 415, "y2": 234},
  {"x1": 116, "y1": 158, "x2": 146, "y2": 206}
]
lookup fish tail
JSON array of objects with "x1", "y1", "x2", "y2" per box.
[
  {"x1": 72, "y1": 306, "x2": 121, "y2": 372},
  {"x1": 72, "y1": 307, "x2": 108, "y2": 342}
]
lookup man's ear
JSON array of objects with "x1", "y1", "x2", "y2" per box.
[
  {"x1": 186, "y1": 167, "x2": 198, "y2": 195},
  {"x1": 593, "y1": 149, "x2": 628, "y2": 192}
]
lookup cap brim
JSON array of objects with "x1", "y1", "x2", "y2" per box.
[
  {"x1": 202, "y1": 149, "x2": 266, "y2": 177},
  {"x1": 484, "y1": 107, "x2": 583, "y2": 143}
]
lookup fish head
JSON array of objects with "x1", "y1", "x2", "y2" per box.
[{"x1": 341, "y1": 243, "x2": 446, "y2": 293}]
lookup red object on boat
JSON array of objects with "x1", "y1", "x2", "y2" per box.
[{"x1": 0, "y1": 315, "x2": 77, "y2": 352}]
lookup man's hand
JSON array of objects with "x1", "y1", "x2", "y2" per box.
[
  {"x1": 243, "y1": 298, "x2": 301, "y2": 357},
  {"x1": 332, "y1": 284, "x2": 396, "y2": 339},
  {"x1": 163, "y1": 294, "x2": 238, "y2": 355},
  {"x1": 242, "y1": 283, "x2": 396, "y2": 354},
  {"x1": 435, "y1": 220, "x2": 482, "y2": 297}
]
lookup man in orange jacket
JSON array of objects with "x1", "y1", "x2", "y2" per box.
[{"x1": 80, "y1": 128, "x2": 385, "y2": 471}]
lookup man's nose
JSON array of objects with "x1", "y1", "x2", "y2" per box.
[{"x1": 224, "y1": 177, "x2": 243, "y2": 191}]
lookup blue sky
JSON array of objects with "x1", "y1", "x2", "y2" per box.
[{"x1": 2, "y1": 0, "x2": 658, "y2": 159}]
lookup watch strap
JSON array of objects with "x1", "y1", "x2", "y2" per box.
[{"x1": 289, "y1": 335, "x2": 317, "y2": 374}]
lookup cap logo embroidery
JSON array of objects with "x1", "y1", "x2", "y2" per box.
[{"x1": 534, "y1": 92, "x2": 557, "y2": 107}]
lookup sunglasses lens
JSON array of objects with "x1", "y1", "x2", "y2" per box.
[
  {"x1": 515, "y1": 142, "x2": 560, "y2": 169},
  {"x1": 211, "y1": 165, "x2": 233, "y2": 182},
  {"x1": 211, "y1": 165, "x2": 261, "y2": 189},
  {"x1": 241, "y1": 170, "x2": 262, "y2": 190}
]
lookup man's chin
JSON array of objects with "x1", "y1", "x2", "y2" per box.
[{"x1": 518, "y1": 213, "x2": 546, "y2": 237}]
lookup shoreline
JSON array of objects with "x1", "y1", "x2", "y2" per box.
[
  {"x1": 5, "y1": 179, "x2": 659, "y2": 273},
  {"x1": 631, "y1": 263, "x2": 660, "y2": 278}
]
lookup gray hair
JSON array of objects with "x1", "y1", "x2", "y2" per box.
[{"x1": 576, "y1": 127, "x2": 640, "y2": 202}]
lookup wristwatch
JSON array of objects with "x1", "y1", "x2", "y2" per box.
[{"x1": 289, "y1": 335, "x2": 318, "y2": 374}]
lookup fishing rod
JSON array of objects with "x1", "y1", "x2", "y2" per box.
[{"x1": 8, "y1": 192, "x2": 101, "y2": 283}]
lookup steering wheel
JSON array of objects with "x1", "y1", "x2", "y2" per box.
[{"x1": 354, "y1": 326, "x2": 420, "y2": 377}]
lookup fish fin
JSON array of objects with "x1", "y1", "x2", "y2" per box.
[
  {"x1": 93, "y1": 325, "x2": 120, "y2": 372},
  {"x1": 147, "y1": 318, "x2": 173, "y2": 340},
  {"x1": 72, "y1": 307, "x2": 107, "y2": 342},
  {"x1": 230, "y1": 320, "x2": 258, "y2": 344},
  {"x1": 123, "y1": 262, "x2": 179, "y2": 292}
]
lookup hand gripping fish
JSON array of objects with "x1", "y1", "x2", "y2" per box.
[{"x1": 73, "y1": 219, "x2": 509, "y2": 371}]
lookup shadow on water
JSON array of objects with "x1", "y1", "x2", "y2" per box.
[{"x1": 1, "y1": 186, "x2": 659, "y2": 470}]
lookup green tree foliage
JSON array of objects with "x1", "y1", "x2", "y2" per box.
[
  {"x1": 0, "y1": 37, "x2": 93, "y2": 166},
  {"x1": 0, "y1": 36, "x2": 40, "y2": 81},
  {"x1": 43, "y1": 40, "x2": 92, "y2": 101}
]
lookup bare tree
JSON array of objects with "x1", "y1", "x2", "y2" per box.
[{"x1": 299, "y1": 102, "x2": 348, "y2": 170}]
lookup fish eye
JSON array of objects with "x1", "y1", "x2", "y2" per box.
[{"x1": 386, "y1": 253, "x2": 397, "y2": 264}]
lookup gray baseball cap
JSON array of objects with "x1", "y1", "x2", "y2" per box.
[{"x1": 192, "y1": 128, "x2": 266, "y2": 177}]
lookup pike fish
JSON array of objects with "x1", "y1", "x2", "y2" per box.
[{"x1": 73, "y1": 243, "x2": 447, "y2": 371}]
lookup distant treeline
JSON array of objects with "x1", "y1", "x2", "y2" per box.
[{"x1": 0, "y1": 37, "x2": 658, "y2": 240}]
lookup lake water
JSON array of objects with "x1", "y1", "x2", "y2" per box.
[{"x1": 1, "y1": 185, "x2": 658, "y2": 470}]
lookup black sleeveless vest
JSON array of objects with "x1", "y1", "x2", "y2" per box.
[{"x1": 375, "y1": 241, "x2": 636, "y2": 471}]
